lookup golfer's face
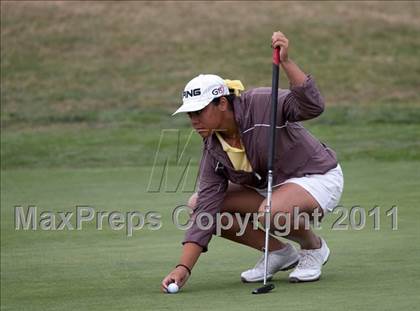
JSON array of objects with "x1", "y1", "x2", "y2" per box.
[{"x1": 187, "y1": 104, "x2": 220, "y2": 138}]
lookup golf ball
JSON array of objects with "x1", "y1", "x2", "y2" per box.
[{"x1": 167, "y1": 282, "x2": 179, "y2": 294}]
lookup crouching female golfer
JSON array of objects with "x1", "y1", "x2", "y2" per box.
[{"x1": 161, "y1": 31, "x2": 343, "y2": 292}]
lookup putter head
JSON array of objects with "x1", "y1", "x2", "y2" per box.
[{"x1": 252, "y1": 283, "x2": 275, "y2": 294}]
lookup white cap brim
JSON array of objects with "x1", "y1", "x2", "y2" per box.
[{"x1": 172, "y1": 100, "x2": 211, "y2": 116}]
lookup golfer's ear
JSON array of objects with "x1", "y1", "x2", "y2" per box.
[{"x1": 219, "y1": 97, "x2": 229, "y2": 112}]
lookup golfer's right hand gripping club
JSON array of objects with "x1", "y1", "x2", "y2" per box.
[{"x1": 252, "y1": 47, "x2": 280, "y2": 295}]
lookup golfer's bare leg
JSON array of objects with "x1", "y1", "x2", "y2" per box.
[
  {"x1": 187, "y1": 183, "x2": 286, "y2": 251},
  {"x1": 259, "y1": 183, "x2": 323, "y2": 250}
]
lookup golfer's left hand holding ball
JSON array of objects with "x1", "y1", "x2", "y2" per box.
[{"x1": 161, "y1": 265, "x2": 189, "y2": 293}]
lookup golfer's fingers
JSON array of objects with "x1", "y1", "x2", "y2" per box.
[
  {"x1": 272, "y1": 30, "x2": 285, "y2": 37},
  {"x1": 272, "y1": 31, "x2": 287, "y2": 42},
  {"x1": 161, "y1": 275, "x2": 175, "y2": 292},
  {"x1": 272, "y1": 38, "x2": 288, "y2": 49},
  {"x1": 176, "y1": 274, "x2": 189, "y2": 288}
]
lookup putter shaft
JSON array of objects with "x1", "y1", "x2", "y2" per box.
[
  {"x1": 252, "y1": 47, "x2": 279, "y2": 295},
  {"x1": 263, "y1": 171, "x2": 273, "y2": 285}
]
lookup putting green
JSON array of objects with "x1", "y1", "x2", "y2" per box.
[{"x1": 1, "y1": 160, "x2": 419, "y2": 310}]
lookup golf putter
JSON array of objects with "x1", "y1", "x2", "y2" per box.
[{"x1": 252, "y1": 47, "x2": 280, "y2": 295}]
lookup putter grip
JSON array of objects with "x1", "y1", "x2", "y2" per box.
[{"x1": 272, "y1": 47, "x2": 280, "y2": 65}]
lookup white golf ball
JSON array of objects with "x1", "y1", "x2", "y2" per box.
[{"x1": 167, "y1": 282, "x2": 179, "y2": 294}]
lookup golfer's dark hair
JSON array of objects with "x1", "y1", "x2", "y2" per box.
[{"x1": 211, "y1": 92, "x2": 236, "y2": 111}]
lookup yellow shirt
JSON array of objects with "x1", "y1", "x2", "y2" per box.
[{"x1": 215, "y1": 132, "x2": 253, "y2": 172}]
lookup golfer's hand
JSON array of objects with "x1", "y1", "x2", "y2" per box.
[
  {"x1": 160, "y1": 267, "x2": 190, "y2": 292},
  {"x1": 271, "y1": 31, "x2": 289, "y2": 63}
]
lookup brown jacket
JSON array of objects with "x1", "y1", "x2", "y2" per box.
[{"x1": 184, "y1": 75, "x2": 338, "y2": 251}]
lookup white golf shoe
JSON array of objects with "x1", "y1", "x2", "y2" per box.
[
  {"x1": 241, "y1": 243, "x2": 300, "y2": 283},
  {"x1": 289, "y1": 238, "x2": 330, "y2": 283}
]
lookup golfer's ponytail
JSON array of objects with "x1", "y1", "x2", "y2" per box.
[{"x1": 224, "y1": 79, "x2": 245, "y2": 96}]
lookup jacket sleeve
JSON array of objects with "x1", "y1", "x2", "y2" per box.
[
  {"x1": 282, "y1": 75, "x2": 325, "y2": 122},
  {"x1": 182, "y1": 148, "x2": 228, "y2": 252}
]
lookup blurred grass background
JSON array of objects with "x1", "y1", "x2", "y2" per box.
[{"x1": 1, "y1": 1, "x2": 420, "y2": 169}]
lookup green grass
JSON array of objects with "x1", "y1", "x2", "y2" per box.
[
  {"x1": 1, "y1": 161, "x2": 420, "y2": 310},
  {"x1": 2, "y1": 105, "x2": 420, "y2": 169},
  {"x1": 1, "y1": 2, "x2": 419, "y2": 170},
  {"x1": 2, "y1": 2, "x2": 420, "y2": 128}
]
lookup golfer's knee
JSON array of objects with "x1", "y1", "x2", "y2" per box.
[{"x1": 187, "y1": 193, "x2": 198, "y2": 210}]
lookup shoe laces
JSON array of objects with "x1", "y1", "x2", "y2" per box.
[{"x1": 296, "y1": 250, "x2": 319, "y2": 269}]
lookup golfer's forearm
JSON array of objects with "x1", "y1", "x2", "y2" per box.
[
  {"x1": 281, "y1": 59, "x2": 307, "y2": 87},
  {"x1": 179, "y1": 242, "x2": 203, "y2": 270}
]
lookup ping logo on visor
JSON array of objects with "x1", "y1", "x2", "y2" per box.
[{"x1": 183, "y1": 88, "x2": 201, "y2": 99}]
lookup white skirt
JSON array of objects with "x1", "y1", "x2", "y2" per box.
[{"x1": 252, "y1": 164, "x2": 344, "y2": 214}]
